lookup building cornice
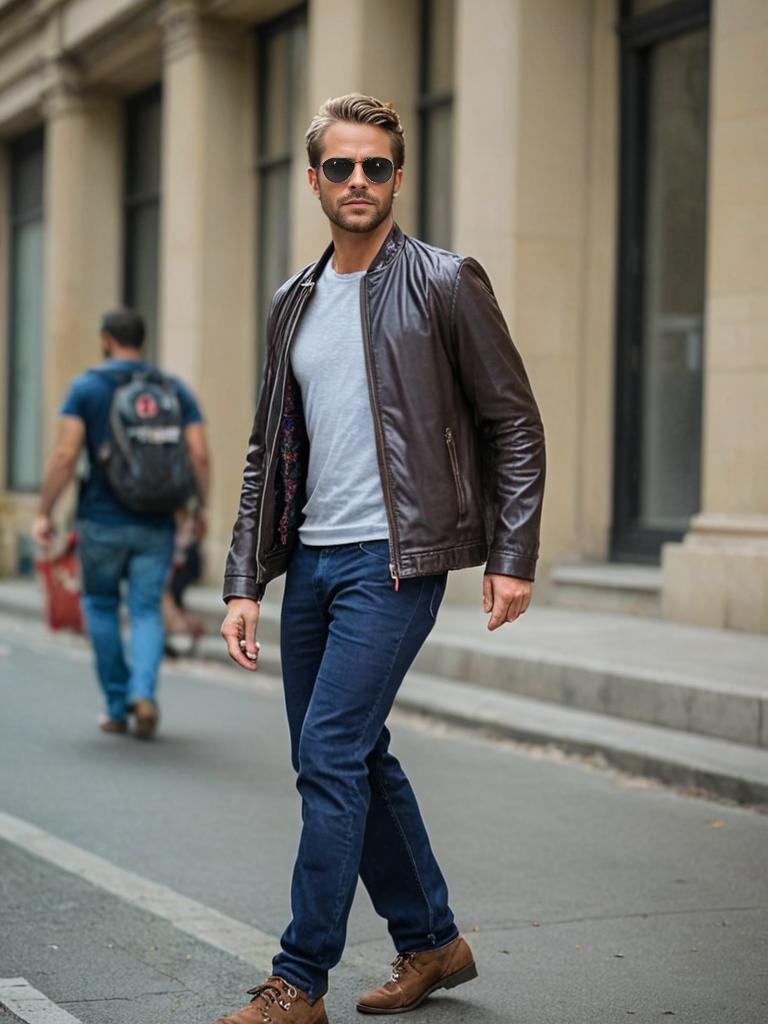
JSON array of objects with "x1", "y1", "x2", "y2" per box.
[
  {"x1": 160, "y1": 0, "x2": 242, "y2": 64},
  {"x1": 39, "y1": 54, "x2": 85, "y2": 119},
  {"x1": 0, "y1": 0, "x2": 61, "y2": 59}
]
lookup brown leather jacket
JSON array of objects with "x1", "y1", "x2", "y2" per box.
[{"x1": 223, "y1": 223, "x2": 545, "y2": 602}]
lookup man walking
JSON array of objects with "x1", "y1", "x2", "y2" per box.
[
  {"x1": 33, "y1": 308, "x2": 209, "y2": 739},
  {"x1": 219, "y1": 95, "x2": 545, "y2": 1023}
]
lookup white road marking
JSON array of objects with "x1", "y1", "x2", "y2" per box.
[
  {"x1": 0, "y1": 810, "x2": 276, "y2": 972},
  {"x1": 0, "y1": 978, "x2": 83, "y2": 1023},
  {"x1": 0, "y1": 811, "x2": 379, "y2": 976}
]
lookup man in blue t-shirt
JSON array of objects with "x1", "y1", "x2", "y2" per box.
[{"x1": 32, "y1": 308, "x2": 209, "y2": 739}]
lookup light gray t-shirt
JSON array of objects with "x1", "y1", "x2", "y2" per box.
[{"x1": 289, "y1": 259, "x2": 389, "y2": 546}]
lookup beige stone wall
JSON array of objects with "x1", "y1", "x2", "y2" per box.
[
  {"x1": 42, "y1": 77, "x2": 123, "y2": 448},
  {"x1": 158, "y1": 2, "x2": 258, "y2": 577},
  {"x1": 0, "y1": 143, "x2": 8, "y2": 497},
  {"x1": 0, "y1": 0, "x2": 764, "y2": 632},
  {"x1": 295, "y1": 0, "x2": 420, "y2": 268},
  {"x1": 662, "y1": 0, "x2": 768, "y2": 631},
  {"x1": 0, "y1": 141, "x2": 12, "y2": 575},
  {"x1": 451, "y1": 0, "x2": 616, "y2": 602}
]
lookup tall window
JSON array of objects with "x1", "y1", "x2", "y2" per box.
[
  {"x1": 418, "y1": 0, "x2": 455, "y2": 248},
  {"x1": 613, "y1": 0, "x2": 710, "y2": 562},
  {"x1": 6, "y1": 129, "x2": 45, "y2": 491},
  {"x1": 123, "y1": 86, "x2": 162, "y2": 359},
  {"x1": 256, "y1": 6, "x2": 307, "y2": 364}
]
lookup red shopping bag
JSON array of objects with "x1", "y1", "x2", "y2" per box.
[{"x1": 36, "y1": 532, "x2": 85, "y2": 634}]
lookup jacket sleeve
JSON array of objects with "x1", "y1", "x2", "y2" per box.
[
  {"x1": 450, "y1": 258, "x2": 546, "y2": 581},
  {"x1": 222, "y1": 345, "x2": 272, "y2": 603}
]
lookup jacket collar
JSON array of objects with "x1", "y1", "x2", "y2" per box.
[{"x1": 307, "y1": 221, "x2": 405, "y2": 285}]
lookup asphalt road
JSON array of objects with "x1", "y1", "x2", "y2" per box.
[{"x1": 0, "y1": 610, "x2": 766, "y2": 1024}]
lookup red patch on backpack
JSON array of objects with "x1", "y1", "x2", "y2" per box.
[{"x1": 135, "y1": 393, "x2": 159, "y2": 419}]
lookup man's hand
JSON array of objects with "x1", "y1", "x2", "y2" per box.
[
  {"x1": 221, "y1": 597, "x2": 261, "y2": 671},
  {"x1": 32, "y1": 514, "x2": 56, "y2": 551},
  {"x1": 482, "y1": 573, "x2": 532, "y2": 630}
]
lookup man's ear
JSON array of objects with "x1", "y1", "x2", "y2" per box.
[{"x1": 307, "y1": 165, "x2": 320, "y2": 198}]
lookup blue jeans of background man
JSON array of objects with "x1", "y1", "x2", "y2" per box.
[
  {"x1": 78, "y1": 520, "x2": 174, "y2": 722},
  {"x1": 272, "y1": 538, "x2": 458, "y2": 1000}
]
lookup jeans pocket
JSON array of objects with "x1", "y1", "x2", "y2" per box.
[{"x1": 357, "y1": 540, "x2": 391, "y2": 563}]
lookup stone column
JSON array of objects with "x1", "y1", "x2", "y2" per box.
[
  {"x1": 661, "y1": 1, "x2": 768, "y2": 631},
  {"x1": 0, "y1": 143, "x2": 9, "y2": 495},
  {"x1": 41, "y1": 59, "x2": 122, "y2": 448},
  {"x1": 159, "y1": 0, "x2": 255, "y2": 577},
  {"x1": 0, "y1": 142, "x2": 18, "y2": 575},
  {"x1": 452, "y1": 0, "x2": 596, "y2": 599},
  {"x1": 294, "y1": 0, "x2": 420, "y2": 266}
]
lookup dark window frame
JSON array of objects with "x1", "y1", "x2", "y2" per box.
[
  {"x1": 6, "y1": 127, "x2": 45, "y2": 493},
  {"x1": 417, "y1": 0, "x2": 455, "y2": 247},
  {"x1": 611, "y1": 0, "x2": 710, "y2": 563},
  {"x1": 122, "y1": 84, "x2": 162, "y2": 356}
]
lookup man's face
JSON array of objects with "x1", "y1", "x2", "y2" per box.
[{"x1": 308, "y1": 122, "x2": 404, "y2": 235}]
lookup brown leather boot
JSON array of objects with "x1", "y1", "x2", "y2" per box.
[
  {"x1": 215, "y1": 977, "x2": 329, "y2": 1024},
  {"x1": 356, "y1": 934, "x2": 477, "y2": 1014},
  {"x1": 98, "y1": 715, "x2": 127, "y2": 734},
  {"x1": 131, "y1": 698, "x2": 158, "y2": 739}
]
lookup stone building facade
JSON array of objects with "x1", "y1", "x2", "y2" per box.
[{"x1": 0, "y1": 0, "x2": 765, "y2": 631}]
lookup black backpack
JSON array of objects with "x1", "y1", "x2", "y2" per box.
[{"x1": 95, "y1": 368, "x2": 196, "y2": 514}]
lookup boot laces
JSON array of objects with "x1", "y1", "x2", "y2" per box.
[
  {"x1": 390, "y1": 952, "x2": 416, "y2": 983},
  {"x1": 246, "y1": 979, "x2": 298, "y2": 1021}
]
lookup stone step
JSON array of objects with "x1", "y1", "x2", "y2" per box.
[
  {"x1": 549, "y1": 561, "x2": 662, "y2": 618},
  {"x1": 179, "y1": 636, "x2": 768, "y2": 808},
  {"x1": 396, "y1": 672, "x2": 768, "y2": 808},
  {"x1": 188, "y1": 592, "x2": 768, "y2": 750},
  {"x1": 3, "y1": 578, "x2": 766, "y2": 753},
  {"x1": 411, "y1": 605, "x2": 768, "y2": 750}
]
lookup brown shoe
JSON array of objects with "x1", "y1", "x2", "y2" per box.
[
  {"x1": 131, "y1": 699, "x2": 159, "y2": 739},
  {"x1": 98, "y1": 716, "x2": 127, "y2": 734},
  {"x1": 215, "y1": 977, "x2": 328, "y2": 1024},
  {"x1": 356, "y1": 934, "x2": 477, "y2": 1015}
]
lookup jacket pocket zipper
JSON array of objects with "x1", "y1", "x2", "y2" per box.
[{"x1": 444, "y1": 427, "x2": 466, "y2": 518}]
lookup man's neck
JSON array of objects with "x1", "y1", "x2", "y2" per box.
[
  {"x1": 107, "y1": 346, "x2": 144, "y2": 362},
  {"x1": 329, "y1": 215, "x2": 394, "y2": 275}
]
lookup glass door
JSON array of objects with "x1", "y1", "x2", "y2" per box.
[{"x1": 612, "y1": 0, "x2": 710, "y2": 562}]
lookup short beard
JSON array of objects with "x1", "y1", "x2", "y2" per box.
[{"x1": 318, "y1": 182, "x2": 394, "y2": 235}]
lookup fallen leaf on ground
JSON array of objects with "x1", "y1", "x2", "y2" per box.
[{"x1": 708, "y1": 819, "x2": 725, "y2": 828}]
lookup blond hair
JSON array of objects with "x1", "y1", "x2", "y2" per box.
[{"x1": 305, "y1": 93, "x2": 405, "y2": 168}]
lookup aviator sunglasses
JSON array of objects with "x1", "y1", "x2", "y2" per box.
[{"x1": 320, "y1": 156, "x2": 395, "y2": 184}]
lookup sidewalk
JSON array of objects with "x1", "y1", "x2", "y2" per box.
[{"x1": 2, "y1": 576, "x2": 767, "y2": 806}]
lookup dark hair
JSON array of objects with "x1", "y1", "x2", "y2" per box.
[
  {"x1": 100, "y1": 308, "x2": 145, "y2": 349},
  {"x1": 306, "y1": 94, "x2": 405, "y2": 169}
]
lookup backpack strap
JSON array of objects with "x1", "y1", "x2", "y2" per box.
[{"x1": 86, "y1": 365, "x2": 136, "y2": 388}]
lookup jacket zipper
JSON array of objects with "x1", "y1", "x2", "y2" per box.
[
  {"x1": 360, "y1": 277, "x2": 401, "y2": 590},
  {"x1": 444, "y1": 427, "x2": 466, "y2": 518},
  {"x1": 254, "y1": 280, "x2": 315, "y2": 584}
]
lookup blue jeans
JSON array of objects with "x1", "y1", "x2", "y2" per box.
[
  {"x1": 272, "y1": 538, "x2": 458, "y2": 1000},
  {"x1": 78, "y1": 520, "x2": 174, "y2": 722}
]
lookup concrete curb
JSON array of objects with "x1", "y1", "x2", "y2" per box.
[
  {"x1": 184, "y1": 590, "x2": 768, "y2": 750},
  {"x1": 190, "y1": 635, "x2": 768, "y2": 808},
  {"x1": 3, "y1": 582, "x2": 767, "y2": 807}
]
